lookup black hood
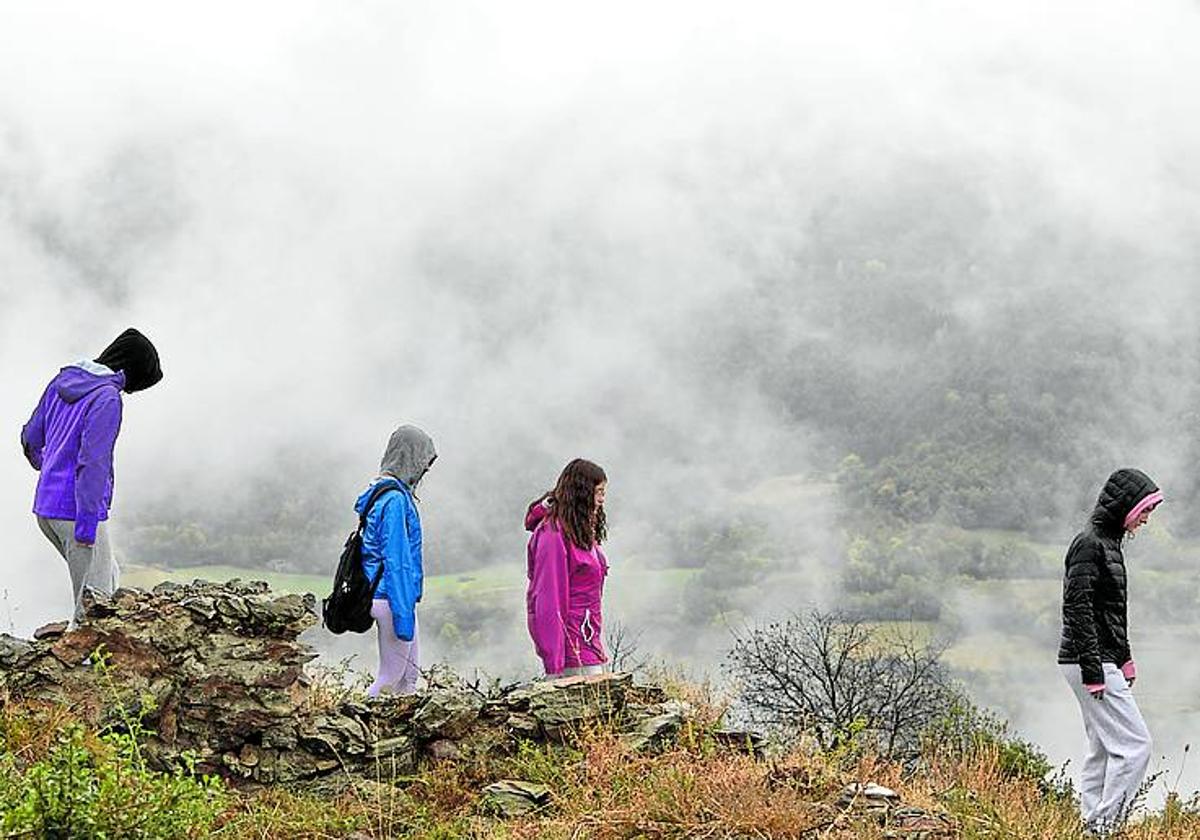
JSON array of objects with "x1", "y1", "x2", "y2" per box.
[
  {"x1": 1090, "y1": 468, "x2": 1159, "y2": 536},
  {"x1": 95, "y1": 328, "x2": 163, "y2": 393}
]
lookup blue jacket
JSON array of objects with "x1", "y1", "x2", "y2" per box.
[{"x1": 355, "y1": 478, "x2": 423, "y2": 641}]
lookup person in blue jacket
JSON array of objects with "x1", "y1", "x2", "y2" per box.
[{"x1": 356, "y1": 424, "x2": 436, "y2": 697}]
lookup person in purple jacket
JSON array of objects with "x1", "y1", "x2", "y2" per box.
[
  {"x1": 525, "y1": 458, "x2": 610, "y2": 679},
  {"x1": 19, "y1": 328, "x2": 163, "y2": 624}
]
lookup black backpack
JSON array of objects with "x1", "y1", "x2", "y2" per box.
[{"x1": 322, "y1": 481, "x2": 397, "y2": 634}]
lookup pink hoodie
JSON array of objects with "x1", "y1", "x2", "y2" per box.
[{"x1": 524, "y1": 499, "x2": 608, "y2": 675}]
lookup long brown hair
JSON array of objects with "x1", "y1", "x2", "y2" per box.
[{"x1": 541, "y1": 458, "x2": 607, "y2": 550}]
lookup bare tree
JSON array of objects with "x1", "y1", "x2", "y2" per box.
[
  {"x1": 726, "y1": 609, "x2": 954, "y2": 756},
  {"x1": 605, "y1": 620, "x2": 647, "y2": 673},
  {"x1": 870, "y1": 623, "x2": 953, "y2": 756}
]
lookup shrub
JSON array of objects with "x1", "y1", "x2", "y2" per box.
[
  {"x1": 926, "y1": 693, "x2": 1056, "y2": 789},
  {"x1": 0, "y1": 721, "x2": 226, "y2": 839},
  {"x1": 0, "y1": 648, "x2": 226, "y2": 840}
]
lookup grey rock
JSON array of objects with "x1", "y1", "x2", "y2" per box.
[
  {"x1": 411, "y1": 687, "x2": 484, "y2": 740},
  {"x1": 371, "y1": 737, "x2": 418, "y2": 775},
  {"x1": 424, "y1": 662, "x2": 469, "y2": 690},
  {"x1": 713, "y1": 728, "x2": 771, "y2": 758},
  {"x1": 371, "y1": 735, "x2": 415, "y2": 759},
  {"x1": 839, "y1": 782, "x2": 901, "y2": 810},
  {"x1": 480, "y1": 779, "x2": 553, "y2": 817},
  {"x1": 505, "y1": 711, "x2": 539, "y2": 740},
  {"x1": 427, "y1": 738, "x2": 462, "y2": 761},
  {"x1": 511, "y1": 673, "x2": 632, "y2": 740},
  {"x1": 622, "y1": 699, "x2": 692, "y2": 752},
  {"x1": 0, "y1": 634, "x2": 34, "y2": 667}
]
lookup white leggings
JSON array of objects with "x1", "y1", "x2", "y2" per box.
[{"x1": 368, "y1": 599, "x2": 419, "y2": 697}]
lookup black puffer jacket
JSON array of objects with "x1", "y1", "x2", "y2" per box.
[{"x1": 1057, "y1": 468, "x2": 1159, "y2": 686}]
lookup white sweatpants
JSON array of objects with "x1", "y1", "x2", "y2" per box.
[{"x1": 1060, "y1": 663, "x2": 1153, "y2": 834}]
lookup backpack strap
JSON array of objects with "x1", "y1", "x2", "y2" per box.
[
  {"x1": 358, "y1": 480, "x2": 401, "y2": 532},
  {"x1": 368, "y1": 561, "x2": 386, "y2": 596},
  {"x1": 360, "y1": 480, "x2": 400, "y2": 599}
]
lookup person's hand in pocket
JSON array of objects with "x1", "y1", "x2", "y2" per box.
[{"x1": 1122, "y1": 660, "x2": 1137, "y2": 689}]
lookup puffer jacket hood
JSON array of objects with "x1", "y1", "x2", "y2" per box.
[
  {"x1": 1091, "y1": 468, "x2": 1160, "y2": 536},
  {"x1": 1059, "y1": 467, "x2": 1161, "y2": 687},
  {"x1": 55, "y1": 362, "x2": 126, "y2": 404},
  {"x1": 379, "y1": 425, "x2": 436, "y2": 490}
]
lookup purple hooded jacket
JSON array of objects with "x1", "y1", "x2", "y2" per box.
[
  {"x1": 20, "y1": 363, "x2": 126, "y2": 545},
  {"x1": 525, "y1": 499, "x2": 608, "y2": 675}
]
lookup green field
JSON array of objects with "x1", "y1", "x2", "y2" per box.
[
  {"x1": 121, "y1": 562, "x2": 700, "y2": 615},
  {"x1": 122, "y1": 562, "x2": 537, "y2": 600},
  {"x1": 120, "y1": 523, "x2": 1199, "y2": 680}
]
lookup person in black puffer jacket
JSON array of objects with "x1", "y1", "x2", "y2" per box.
[{"x1": 1058, "y1": 468, "x2": 1162, "y2": 836}]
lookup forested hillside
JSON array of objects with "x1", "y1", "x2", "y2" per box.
[{"x1": 122, "y1": 170, "x2": 1200, "y2": 609}]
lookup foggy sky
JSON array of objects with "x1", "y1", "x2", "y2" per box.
[{"x1": 3, "y1": 0, "x2": 1200, "y2": 807}]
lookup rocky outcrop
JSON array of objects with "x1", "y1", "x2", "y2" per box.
[{"x1": 0, "y1": 580, "x2": 697, "y2": 787}]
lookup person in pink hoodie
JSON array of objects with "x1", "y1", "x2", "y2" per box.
[{"x1": 525, "y1": 458, "x2": 609, "y2": 678}]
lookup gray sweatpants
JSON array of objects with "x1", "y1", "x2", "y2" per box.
[
  {"x1": 36, "y1": 517, "x2": 119, "y2": 625},
  {"x1": 1060, "y1": 663, "x2": 1153, "y2": 834}
]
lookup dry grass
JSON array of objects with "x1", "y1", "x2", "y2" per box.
[
  {"x1": 5, "y1": 696, "x2": 1200, "y2": 839},
  {"x1": 498, "y1": 735, "x2": 838, "y2": 840},
  {"x1": 0, "y1": 698, "x2": 93, "y2": 763}
]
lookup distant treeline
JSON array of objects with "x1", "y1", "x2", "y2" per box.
[{"x1": 123, "y1": 188, "x2": 1200, "y2": 631}]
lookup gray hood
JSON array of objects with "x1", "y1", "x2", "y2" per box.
[{"x1": 380, "y1": 425, "x2": 437, "y2": 489}]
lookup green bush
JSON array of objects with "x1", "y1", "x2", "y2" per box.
[
  {"x1": 427, "y1": 592, "x2": 512, "y2": 657},
  {"x1": 0, "y1": 722, "x2": 226, "y2": 839},
  {"x1": 927, "y1": 694, "x2": 1058, "y2": 791},
  {"x1": 0, "y1": 649, "x2": 226, "y2": 839},
  {"x1": 681, "y1": 548, "x2": 772, "y2": 625}
]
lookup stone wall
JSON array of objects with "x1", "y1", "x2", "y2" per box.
[{"x1": 0, "y1": 581, "x2": 692, "y2": 786}]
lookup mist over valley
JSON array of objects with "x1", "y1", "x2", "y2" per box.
[{"x1": 3, "y1": 0, "x2": 1200, "y2": 810}]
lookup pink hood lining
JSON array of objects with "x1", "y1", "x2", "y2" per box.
[{"x1": 1124, "y1": 491, "x2": 1163, "y2": 530}]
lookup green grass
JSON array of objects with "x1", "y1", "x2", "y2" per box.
[
  {"x1": 120, "y1": 523, "x2": 1192, "y2": 682},
  {"x1": 968, "y1": 527, "x2": 1061, "y2": 562},
  {"x1": 121, "y1": 522, "x2": 1055, "y2": 605},
  {"x1": 120, "y1": 563, "x2": 528, "y2": 600},
  {"x1": 942, "y1": 632, "x2": 1043, "y2": 672},
  {"x1": 121, "y1": 562, "x2": 700, "y2": 607},
  {"x1": 121, "y1": 564, "x2": 329, "y2": 595},
  {"x1": 120, "y1": 558, "x2": 1018, "y2": 676}
]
